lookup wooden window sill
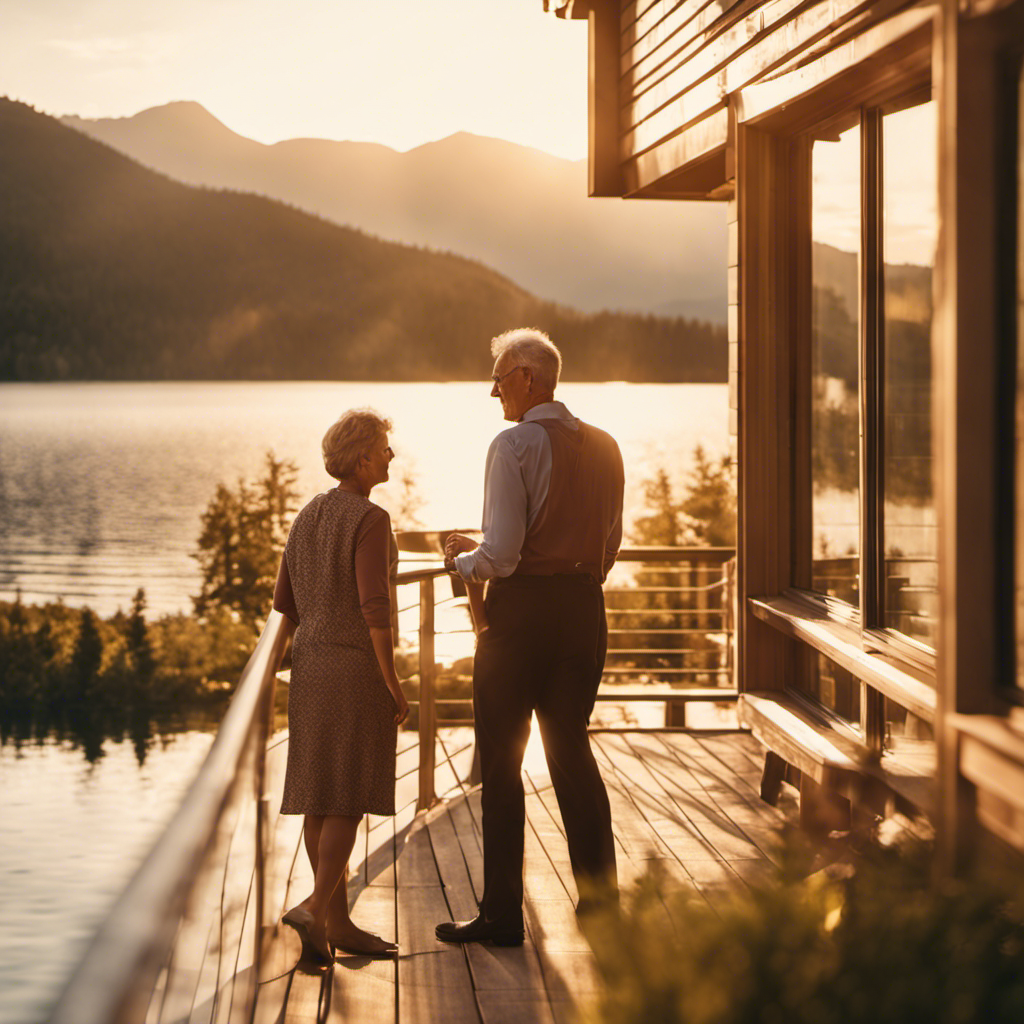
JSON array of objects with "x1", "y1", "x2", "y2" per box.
[{"x1": 749, "y1": 592, "x2": 937, "y2": 722}]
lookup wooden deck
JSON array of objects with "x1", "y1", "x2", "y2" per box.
[{"x1": 252, "y1": 730, "x2": 790, "y2": 1024}]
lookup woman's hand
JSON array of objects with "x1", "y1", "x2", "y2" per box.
[{"x1": 389, "y1": 683, "x2": 410, "y2": 726}]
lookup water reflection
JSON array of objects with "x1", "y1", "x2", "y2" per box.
[
  {"x1": 0, "y1": 727, "x2": 216, "y2": 1024},
  {"x1": 1, "y1": 703, "x2": 225, "y2": 765}
]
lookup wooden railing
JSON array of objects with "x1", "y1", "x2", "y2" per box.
[
  {"x1": 50, "y1": 611, "x2": 292, "y2": 1024},
  {"x1": 51, "y1": 547, "x2": 735, "y2": 1024}
]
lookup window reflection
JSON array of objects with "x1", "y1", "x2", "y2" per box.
[
  {"x1": 884, "y1": 697, "x2": 935, "y2": 758},
  {"x1": 808, "y1": 652, "x2": 861, "y2": 727},
  {"x1": 882, "y1": 102, "x2": 938, "y2": 647},
  {"x1": 811, "y1": 124, "x2": 861, "y2": 604}
]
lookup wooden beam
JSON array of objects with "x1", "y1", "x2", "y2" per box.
[
  {"x1": 734, "y1": 7, "x2": 934, "y2": 125},
  {"x1": 590, "y1": 0, "x2": 625, "y2": 195}
]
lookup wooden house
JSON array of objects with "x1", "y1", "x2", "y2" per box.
[{"x1": 547, "y1": 0, "x2": 1024, "y2": 869}]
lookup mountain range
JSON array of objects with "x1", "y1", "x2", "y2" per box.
[
  {"x1": 0, "y1": 98, "x2": 726, "y2": 383},
  {"x1": 60, "y1": 101, "x2": 728, "y2": 323}
]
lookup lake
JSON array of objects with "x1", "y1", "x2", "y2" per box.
[
  {"x1": 0, "y1": 380, "x2": 728, "y2": 1022},
  {"x1": 0, "y1": 381, "x2": 728, "y2": 617}
]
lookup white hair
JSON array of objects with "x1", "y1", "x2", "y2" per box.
[
  {"x1": 322, "y1": 408, "x2": 392, "y2": 480},
  {"x1": 490, "y1": 328, "x2": 562, "y2": 393}
]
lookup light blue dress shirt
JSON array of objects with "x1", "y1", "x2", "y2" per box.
[{"x1": 454, "y1": 401, "x2": 621, "y2": 583}]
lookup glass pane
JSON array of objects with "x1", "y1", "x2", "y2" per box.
[
  {"x1": 807, "y1": 652, "x2": 861, "y2": 727},
  {"x1": 881, "y1": 102, "x2": 938, "y2": 648},
  {"x1": 883, "y1": 697, "x2": 935, "y2": 759},
  {"x1": 811, "y1": 124, "x2": 861, "y2": 603}
]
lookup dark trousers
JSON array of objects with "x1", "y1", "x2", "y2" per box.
[{"x1": 473, "y1": 573, "x2": 617, "y2": 923}]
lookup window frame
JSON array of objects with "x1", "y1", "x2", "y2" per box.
[{"x1": 789, "y1": 79, "x2": 939, "y2": 744}]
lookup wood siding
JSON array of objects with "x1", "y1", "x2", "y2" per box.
[{"x1": 607, "y1": 0, "x2": 935, "y2": 196}]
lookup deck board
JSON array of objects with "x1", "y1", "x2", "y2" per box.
[{"x1": 255, "y1": 729, "x2": 785, "y2": 1024}]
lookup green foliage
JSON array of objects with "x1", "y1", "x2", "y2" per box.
[
  {"x1": 69, "y1": 608, "x2": 103, "y2": 705},
  {"x1": 0, "y1": 593, "x2": 255, "y2": 762},
  {"x1": 0, "y1": 97, "x2": 726, "y2": 384},
  {"x1": 632, "y1": 446, "x2": 736, "y2": 548},
  {"x1": 125, "y1": 587, "x2": 156, "y2": 691},
  {"x1": 192, "y1": 451, "x2": 299, "y2": 628},
  {"x1": 581, "y1": 839, "x2": 1024, "y2": 1024}
]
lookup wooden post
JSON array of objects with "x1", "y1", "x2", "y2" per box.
[
  {"x1": 587, "y1": 0, "x2": 622, "y2": 197},
  {"x1": 933, "y1": 0, "x2": 1020, "y2": 873},
  {"x1": 736, "y1": 120, "x2": 797, "y2": 696},
  {"x1": 417, "y1": 577, "x2": 437, "y2": 812}
]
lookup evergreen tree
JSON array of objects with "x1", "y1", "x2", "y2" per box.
[
  {"x1": 679, "y1": 445, "x2": 736, "y2": 546},
  {"x1": 69, "y1": 607, "x2": 103, "y2": 704},
  {"x1": 125, "y1": 588, "x2": 155, "y2": 694},
  {"x1": 631, "y1": 448, "x2": 736, "y2": 548},
  {"x1": 192, "y1": 452, "x2": 300, "y2": 628},
  {"x1": 632, "y1": 469, "x2": 686, "y2": 547}
]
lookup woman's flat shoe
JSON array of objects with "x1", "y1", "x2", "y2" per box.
[
  {"x1": 328, "y1": 932, "x2": 398, "y2": 958},
  {"x1": 282, "y1": 906, "x2": 332, "y2": 964},
  {"x1": 282, "y1": 905, "x2": 307, "y2": 927}
]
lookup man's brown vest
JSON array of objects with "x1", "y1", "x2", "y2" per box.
[{"x1": 513, "y1": 418, "x2": 624, "y2": 583}]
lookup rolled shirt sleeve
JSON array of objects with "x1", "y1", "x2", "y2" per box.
[
  {"x1": 603, "y1": 504, "x2": 623, "y2": 579},
  {"x1": 455, "y1": 432, "x2": 531, "y2": 583}
]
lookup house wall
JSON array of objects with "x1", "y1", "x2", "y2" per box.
[{"x1": 551, "y1": 0, "x2": 1024, "y2": 862}]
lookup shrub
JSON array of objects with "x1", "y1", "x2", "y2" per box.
[{"x1": 579, "y1": 837, "x2": 1024, "y2": 1024}]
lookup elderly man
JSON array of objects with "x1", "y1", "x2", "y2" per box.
[{"x1": 435, "y1": 328, "x2": 623, "y2": 947}]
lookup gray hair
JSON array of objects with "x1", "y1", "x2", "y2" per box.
[
  {"x1": 322, "y1": 408, "x2": 392, "y2": 480},
  {"x1": 491, "y1": 328, "x2": 562, "y2": 393}
]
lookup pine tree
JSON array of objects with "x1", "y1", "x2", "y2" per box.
[
  {"x1": 192, "y1": 451, "x2": 300, "y2": 628},
  {"x1": 679, "y1": 445, "x2": 736, "y2": 546},
  {"x1": 69, "y1": 607, "x2": 103, "y2": 705},
  {"x1": 125, "y1": 588, "x2": 155, "y2": 693}
]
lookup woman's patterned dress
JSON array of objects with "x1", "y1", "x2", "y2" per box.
[{"x1": 280, "y1": 489, "x2": 397, "y2": 817}]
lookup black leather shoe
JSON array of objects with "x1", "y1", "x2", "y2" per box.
[{"x1": 435, "y1": 915, "x2": 524, "y2": 946}]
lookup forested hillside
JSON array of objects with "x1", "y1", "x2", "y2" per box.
[
  {"x1": 61, "y1": 101, "x2": 728, "y2": 322},
  {"x1": 0, "y1": 99, "x2": 726, "y2": 383}
]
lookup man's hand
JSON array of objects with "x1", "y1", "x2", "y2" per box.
[{"x1": 444, "y1": 533, "x2": 478, "y2": 561}]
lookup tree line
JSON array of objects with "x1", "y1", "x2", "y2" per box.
[
  {"x1": 1, "y1": 448, "x2": 739, "y2": 753},
  {"x1": 0, "y1": 97, "x2": 726, "y2": 384}
]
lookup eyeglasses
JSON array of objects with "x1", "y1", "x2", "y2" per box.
[
  {"x1": 364, "y1": 445, "x2": 394, "y2": 461},
  {"x1": 491, "y1": 365, "x2": 525, "y2": 387}
]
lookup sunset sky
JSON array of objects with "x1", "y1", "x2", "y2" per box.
[{"x1": 0, "y1": 0, "x2": 589, "y2": 159}]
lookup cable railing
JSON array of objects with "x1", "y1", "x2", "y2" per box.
[{"x1": 50, "y1": 545, "x2": 736, "y2": 1024}]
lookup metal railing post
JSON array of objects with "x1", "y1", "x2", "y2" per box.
[{"x1": 417, "y1": 577, "x2": 437, "y2": 811}]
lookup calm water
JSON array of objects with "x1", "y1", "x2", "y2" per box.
[
  {"x1": 0, "y1": 381, "x2": 728, "y2": 616},
  {"x1": 0, "y1": 380, "x2": 727, "y2": 1022},
  {"x1": 0, "y1": 730, "x2": 215, "y2": 1024}
]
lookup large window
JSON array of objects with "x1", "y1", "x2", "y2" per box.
[
  {"x1": 811, "y1": 122, "x2": 861, "y2": 605},
  {"x1": 805, "y1": 98, "x2": 938, "y2": 654}
]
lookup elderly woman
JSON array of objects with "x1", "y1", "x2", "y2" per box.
[{"x1": 273, "y1": 408, "x2": 409, "y2": 962}]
